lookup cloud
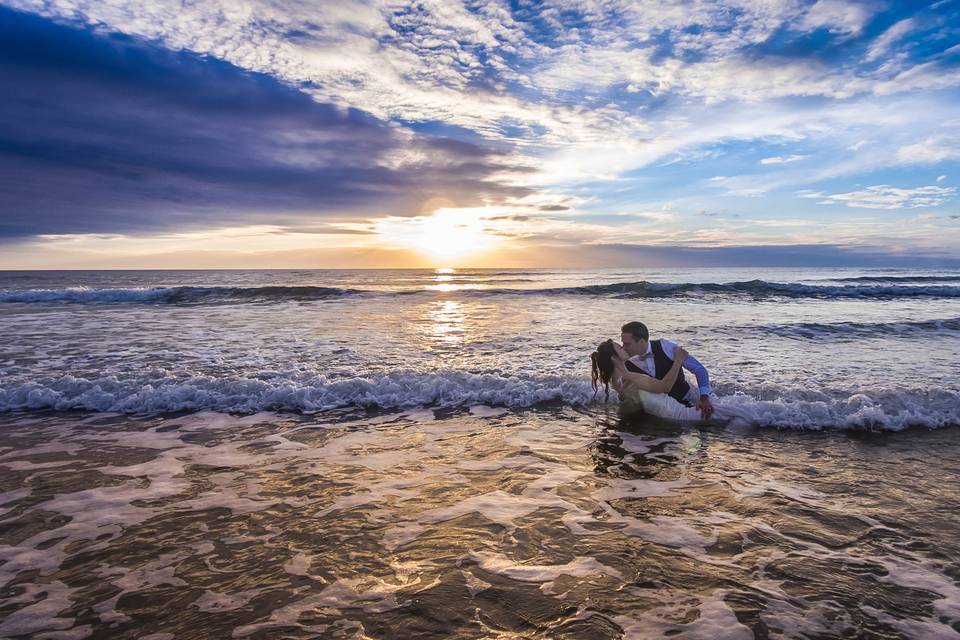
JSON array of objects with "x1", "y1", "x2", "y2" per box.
[
  {"x1": 0, "y1": 7, "x2": 530, "y2": 239},
  {"x1": 800, "y1": 185, "x2": 957, "y2": 209},
  {"x1": 938, "y1": 175, "x2": 947, "y2": 182},
  {"x1": 797, "y1": 0, "x2": 875, "y2": 35},
  {"x1": 494, "y1": 242, "x2": 960, "y2": 268},
  {"x1": 760, "y1": 154, "x2": 809, "y2": 165},
  {"x1": 11, "y1": 0, "x2": 957, "y2": 150},
  {"x1": 3, "y1": 0, "x2": 960, "y2": 265},
  {"x1": 897, "y1": 138, "x2": 960, "y2": 164},
  {"x1": 865, "y1": 17, "x2": 917, "y2": 62}
]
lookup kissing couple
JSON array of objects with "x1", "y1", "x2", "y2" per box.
[{"x1": 591, "y1": 321, "x2": 738, "y2": 424}]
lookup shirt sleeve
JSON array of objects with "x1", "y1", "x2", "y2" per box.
[{"x1": 661, "y1": 339, "x2": 712, "y2": 397}]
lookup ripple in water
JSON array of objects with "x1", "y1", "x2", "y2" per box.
[{"x1": 1, "y1": 409, "x2": 958, "y2": 639}]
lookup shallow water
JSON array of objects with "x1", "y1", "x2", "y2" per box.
[
  {"x1": 1, "y1": 267, "x2": 959, "y2": 638},
  {"x1": 1, "y1": 409, "x2": 959, "y2": 639},
  {"x1": 2, "y1": 267, "x2": 959, "y2": 429}
]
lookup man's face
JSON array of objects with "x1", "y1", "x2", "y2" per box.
[{"x1": 621, "y1": 332, "x2": 647, "y2": 357}]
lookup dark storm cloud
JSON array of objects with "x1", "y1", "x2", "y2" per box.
[{"x1": 0, "y1": 7, "x2": 531, "y2": 239}]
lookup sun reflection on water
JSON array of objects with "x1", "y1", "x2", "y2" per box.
[
  {"x1": 426, "y1": 300, "x2": 466, "y2": 346},
  {"x1": 428, "y1": 268, "x2": 473, "y2": 292}
]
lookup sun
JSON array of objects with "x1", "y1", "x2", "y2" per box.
[{"x1": 376, "y1": 207, "x2": 498, "y2": 263}]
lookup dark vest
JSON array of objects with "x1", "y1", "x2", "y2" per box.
[{"x1": 624, "y1": 340, "x2": 692, "y2": 406}]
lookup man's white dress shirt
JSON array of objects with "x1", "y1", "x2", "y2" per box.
[{"x1": 626, "y1": 338, "x2": 712, "y2": 400}]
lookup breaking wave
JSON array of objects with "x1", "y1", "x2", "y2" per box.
[
  {"x1": 541, "y1": 279, "x2": 960, "y2": 299},
  {"x1": 0, "y1": 370, "x2": 593, "y2": 414},
  {"x1": 1, "y1": 370, "x2": 957, "y2": 431},
  {"x1": 0, "y1": 285, "x2": 360, "y2": 303},
  {"x1": 828, "y1": 275, "x2": 960, "y2": 283},
  {"x1": 742, "y1": 317, "x2": 960, "y2": 339},
  {"x1": 4, "y1": 279, "x2": 960, "y2": 304}
]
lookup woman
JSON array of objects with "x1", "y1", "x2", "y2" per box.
[{"x1": 590, "y1": 339, "x2": 714, "y2": 422}]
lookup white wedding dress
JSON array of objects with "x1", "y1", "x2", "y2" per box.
[{"x1": 619, "y1": 385, "x2": 753, "y2": 427}]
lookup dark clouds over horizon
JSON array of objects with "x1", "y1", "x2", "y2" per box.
[{"x1": 0, "y1": 6, "x2": 530, "y2": 240}]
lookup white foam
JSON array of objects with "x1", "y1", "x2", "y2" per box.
[
  {"x1": 461, "y1": 570, "x2": 492, "y2": 596},
  {"x1": 859, "y1": 605, "x2": 960, "y2": 639},
  {"x1": 875, "y1": 554, "x2": 960, "y2": 622},
  {"x1": 34, "y1": 627, "x2": 93, "y2": 640},
  {"x1": 0, "y1": 487, "x2": 31, "y2": 516},
  {"x1": 0, "y1": 581, "x2": 79, "y2": 638},
  {"x1": 193, "y1": 590, "x2": 261, "y2": 613},
  {"x1": 0, "y1": 370, "x2": 595, "y2": 414},
  {"x1": 231, "y1": 579, "x2": 401, "y2": 638},
  {"x1": 1, "y1": 368, "x2": 956, "y2": 431},
  {"x1": 468, "y1": 552, "x2": 624, "y2": 586},
  {"x1": 615, "y1": 590, "x2": 754, "y2": 640},
  {"x1": 591, "y1": 477, "x2": 688, "y2": 502},
  {"x1": 469, "y1": 404, "x2": 508, "y2": 417},
  {"x1": 282, "y1": 553, "x2": 313, "y2": 577}
]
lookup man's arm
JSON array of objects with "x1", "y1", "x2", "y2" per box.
[
  {"x1": 660, "y1": 339, "x2": 711, "y2": 396},
  {"x1": 661, "y1": 339, "x2": 714, "y2": 418},
  {"x1": 682, "y1": 353, "x2": 712, "y2": 397}
]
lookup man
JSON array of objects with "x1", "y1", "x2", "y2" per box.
[{"x1": 620, "y1": 321, "x2": 715, "y2": 419}]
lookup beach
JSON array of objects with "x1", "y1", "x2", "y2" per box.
[{"x1": 1, "y1": 267, "x2": 959, "y2": 638}]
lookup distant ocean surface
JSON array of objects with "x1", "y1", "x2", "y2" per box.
[
  {"x1": 3, "y1": 268, "x2": 960, "y2": 639},
  {"x1": 1, "y1": 267, "x2": 958, "y2": 429}
]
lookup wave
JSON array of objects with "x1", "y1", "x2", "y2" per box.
[
  {"x1": 712, "y1": 387, "x2": 960, "y2": 431},
  {"x1": 538, "y1": 279, "x2": 960, "y2": 299},
  {"x1": 0, "y1": 285, "x2": 359, "y2": 304},
  {"x1": 829, "y1": 275, "x2": 960, "y2": 283},
  {"x1": 0, "y1": 371, "x2": 593, "y2": 414},
  {"x1": 748, "y1": 317, "x2": 960, "y2": 339},
  {"x1": 5, "y1": 279, "x2": 960, "y2": 304},
  {"x1": 1, "y1": 371, "x2": 956, "y2": 431}
]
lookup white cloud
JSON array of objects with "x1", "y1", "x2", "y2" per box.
[
  {"x1": 897, "y1": 138, "x2": 960, "y2": 164},
  {"x1": 937, "y1": 175, "x2": 947, "y2": 182},
  {"x1": 865, "y1": 17, "x2": 916, "y2": 62},
  {"x1": 12, "y1": 0, "x2": 950, "y2": 153},
  {"x1": 760, "y1": 154, "x2": 808, "y2": 165},
  {"x1": 680, "y1": 94, "x2": 960, "y2": 198},
  {"x1": 798, "y1": 0, "x2": 874, "y2": 35},
  {"x1": 872, "y1": 61, "x2": 960, "y2": 95},
  {"x1": 801, "y1": 185, "x2": 957, "y2": 209}
]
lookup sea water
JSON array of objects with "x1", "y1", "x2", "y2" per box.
[
  {"x1": 1, "y1": 267, "x2": 958, "y2": 427},
  {"x1": 0, "y1": 268, "x2": 958, "y2": 638}
]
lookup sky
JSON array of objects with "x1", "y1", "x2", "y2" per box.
[{"x1": 1, "y1": 0, "x2": 959, "y2": 268}]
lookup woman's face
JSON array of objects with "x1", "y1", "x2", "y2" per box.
[{"x1": 612, "y1": 342, "x2": 629, "y2": 362}]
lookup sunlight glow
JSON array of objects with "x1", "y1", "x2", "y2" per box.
[{"x1": 376, "y1": 208, "x2": 498, "y2": 263}]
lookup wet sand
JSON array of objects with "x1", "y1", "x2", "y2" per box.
[{"x1": 1, "y1": 408, "x2": 959, "y2": 639}]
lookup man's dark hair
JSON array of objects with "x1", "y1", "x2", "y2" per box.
[{"x1": 621, "y1": 321, "x2": 649, "y2": 341}]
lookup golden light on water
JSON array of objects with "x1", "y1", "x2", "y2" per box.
[
  {"x1": 375, "y1": 208, "x2": 498, "y2": 264},
  {"x1": 428, "y1": 270, "x2": 481, "y2": 292}
]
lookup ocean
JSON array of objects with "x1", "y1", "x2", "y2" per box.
[{"x1": 1, "y1": 267, "x2": 958, "y2": 638}]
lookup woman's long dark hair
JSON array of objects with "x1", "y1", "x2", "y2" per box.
[{"x1": 590, "y1": 339, "x2": 617, "y2": 401}]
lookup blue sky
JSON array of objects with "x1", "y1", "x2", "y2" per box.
[{"x1": 1, "y1": 0, "x2": 959, "y2": 268}]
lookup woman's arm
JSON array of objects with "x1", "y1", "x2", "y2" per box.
[{"x1": 619, "y1": 347, "x2": 688, "y2": 394}]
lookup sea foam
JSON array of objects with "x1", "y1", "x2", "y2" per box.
[{"x1": 1, "y1": 370, "x2": 956, "y2": 430}]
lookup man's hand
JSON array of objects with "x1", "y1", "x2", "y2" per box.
[{"x1": 697, "y1": 394, "x2": 714, "y2": 420}]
